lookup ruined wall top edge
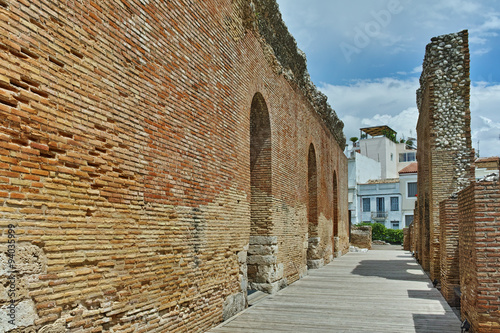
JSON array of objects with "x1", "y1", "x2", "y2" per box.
[
  {"x1": 239, "y1": 0, "x2": 346, "y2": 149},
  {"x1": 416, "y1": 29, "x2": 473, "y2": 191},
  {"x1": 416, "y1": 30, "x2": 470, "y2": 142}
]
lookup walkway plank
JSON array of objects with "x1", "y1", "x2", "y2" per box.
[{"x1": 209, "y1": 248, "x2": 461, "y2": 333}]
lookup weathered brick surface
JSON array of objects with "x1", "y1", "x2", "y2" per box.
[
  {"x1": 439, "y1": 197, "x2": 459, "y2": 306},
  {"x1": 415, "y1": 30, "x2": 473, "y2": 281},
  {"x1": 410, "y1": 202, "x2": 418, "y2": 255},
  {"x1": 0, "y1": 0, "x2": 348, "y2": 332},
  {"x1": 350, "y1": 226, "x2": 372, "y2": 250},
  {"x1": 403, "y1": 227, "x2": 410, "y2": 251},
  {"x1": 459, "y1": 181, "x2": 500, "y2": 333}
]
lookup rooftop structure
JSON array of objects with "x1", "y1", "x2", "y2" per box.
[{"x1": 360, "y1": 125, "x2": 397, "y2": 139}]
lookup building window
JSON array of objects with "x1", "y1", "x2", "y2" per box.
[
  {"x1": 390, "y1": 197, "x2": 399, "y2": 211},
  {"x1": 405, "y1": 215, "x2": 414, "y2": 227},
  {"x1": 376, "y1": 197, "x2": 385, "y2": 212},
  {"x1": 408, "y1": 182, "x2": 417, "y2": 197},
  {"x1": 399, "y1": 152, "x2": 416, "y2": 162},
  {"x1": 391, "y1": 221, "x2": 400, "y2": 229},
  {"x1": 362, "y1": 198, "x2": 370, "y2": 212},
  {"x1": 390, "y1": 153, "x2": 393, "y2": 161}
]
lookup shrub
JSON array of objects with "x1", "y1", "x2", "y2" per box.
[
  {"x1": 385, "y1": 228, "x2": 404, "y2": 244},
  {"x1": 356, "y1": 222, "x2": 403, "y2": 244}
]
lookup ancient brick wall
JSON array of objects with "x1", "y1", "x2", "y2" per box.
[
  {"x1": 410, "y1": 202, "x2": 418, "y2": 255},
  {"x1": 415, "y1": 30, "x2": 473, "y2": 281},
  {"x1": 459, "y1": 180, "x2": 500, "y2": 333},
  {"x1": 0, "y1": 0, "x2": 347, "y2": 332},
  {"x1": 439, "y1": 196, "x2": 459, "y2": 307},
  {"x1": 409, "y1": 221, "x2": 415, "y2": 253},
  {"x1": 402, "y1": 227, "x2": 410, "y2": 251}
]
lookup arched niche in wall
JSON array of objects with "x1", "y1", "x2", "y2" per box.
[
  {"x1": 247, "y1": 92, "x2": 280, "y2": 293},
  {"x1": 333, "y1": 170, "x2": 339, "y2": 238},
  {"x1": 307, "y1": 143, "x2": 321, "y2": 269},
  {"x1": 250, "y1": 92, "x2": 272, "y2": 236}
]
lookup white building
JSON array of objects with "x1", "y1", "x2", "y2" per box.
[
  {"x1": 348, "y1": 153, "x2": 382, "y2": 225},
  {"x1": 347, "y1": 126, "x2": 417, "y2": 229},
  {"x1": 474, "y1": 157, "x2": 499, "y2": 179},
  {"x1": 357, "y1": 135, "x2": 398, "y2": 179},
  {"x1": 358, "y1": 178, "x2": 402, "y2": 229},
  {"x1": 398, "y1": 163, "x2": 418, "y2": 228}
]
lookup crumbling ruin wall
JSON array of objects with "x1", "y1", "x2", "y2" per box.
[
  {"x1": 0, "y1": 0, "x2": 348, "y2": 332},
  {"x1": 458, "y1": 178, "x2": 500, "y2": 333},
  {"x1": 415, "y1": 30, "x2": 473, "y2": 281},
  {"x1": 246, "y1": 0, "x2": 345, "y2": 148},
  {"x1": 350, "y1": 225, "x2": 372, "y2": 250}
]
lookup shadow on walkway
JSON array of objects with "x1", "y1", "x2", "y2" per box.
[
  {"x1": 351, "y1": 258, "x2": 428, "y2": 282},
  {"x1": 413, "y1": 314, "x2": 459, "y2": 333}
]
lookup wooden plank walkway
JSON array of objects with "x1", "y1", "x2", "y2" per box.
[{"x1": 209, "y1": 247, "x2": 461, "y2": 333}]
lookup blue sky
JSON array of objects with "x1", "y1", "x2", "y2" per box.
[{"x1": 276, "y1": 0, "x2": 500, "y2": 158}]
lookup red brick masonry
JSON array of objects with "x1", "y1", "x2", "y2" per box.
[
  {"x1": 459, "y1": 180, "x2": 500, "y2": 333},
  {"x1": 0, "y1": 0, "x2": 348, "y2": 332},
  {"x1": 439, "y1": 197, "x2": 459, "y2": 307}
]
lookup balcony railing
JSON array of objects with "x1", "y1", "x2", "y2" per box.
[{"x1": 371, "y1": 211, "x2": 388, "y2": 221}]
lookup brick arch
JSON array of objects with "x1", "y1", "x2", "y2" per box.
[
  {"x1": 333, "y1": 170, "x2": 338, "y2": 237},
  {"x1": 250, "y1": 92, "x2": 272, "y2": 235},
  {"x1": 307, "y1": 143, "x2": 318, "y2": 231},
  {"x1": 248, "y1": 92, "x2": 281, "y2": 293},
  {"x1": 307, "y1": 143, "x2": 322, "y2": 269}
]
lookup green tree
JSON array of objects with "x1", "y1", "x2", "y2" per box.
[{"x1": 381, "y1": 129, "x2": 397, "y2": 143}]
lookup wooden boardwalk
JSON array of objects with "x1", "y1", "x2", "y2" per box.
[{"x1": 209, "y1": 247, "x2": 461, "y2": 333}]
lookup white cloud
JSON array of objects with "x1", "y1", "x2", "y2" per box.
[
  {"x1": 320, "y1": 78, "x2": 500, "y2": 157},
  {"x1": 432, "y1": 0, "x2": 481, "y2": 16},
  {"x1": 396, "y1": 66, "x2": 422, "y2": 76},
  {"x1": 470, "y1": 83, "x2": 500, "y2": 157},
  {"x1": 320, "y1": 78, "x2": 419, "y2": 118},
  {"x1": 276, "y1": 0, "x2": 500, "y2": 157},
  {"x1": 469, "y1": 36, "x2": 487, "y2": 44},
  {"x1": 360, "y1": 107, "x2": 418, "y2": 139},
  {"x1": 472, "y1": 48, "x2": 492, "y2": 56},
  {"x1": 472, "y1": 115, "x2": 500, "y2": 157},
  {"x1": 411, "y1": 66, "x2": 422, "y2": 74},
  {"x1": 320, "y1": 78, "x2": 419, "y2": 145},
  {"x1": 470, "y1": 14, "x2": 500, "y2": 34},
  {"x1": 468, "y1": 14, "x2": 500, "y2": 57},
  {"x1": 278, "y1": 0, "x2": 500, "y2": 67}
]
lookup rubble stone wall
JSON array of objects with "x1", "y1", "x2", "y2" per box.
[
  {"x1": 415, "y1": 30, "x2": 473, "y2": 281},
  {"x1": 0, "y1": 0, "x2": 347, "y2": 332}
]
